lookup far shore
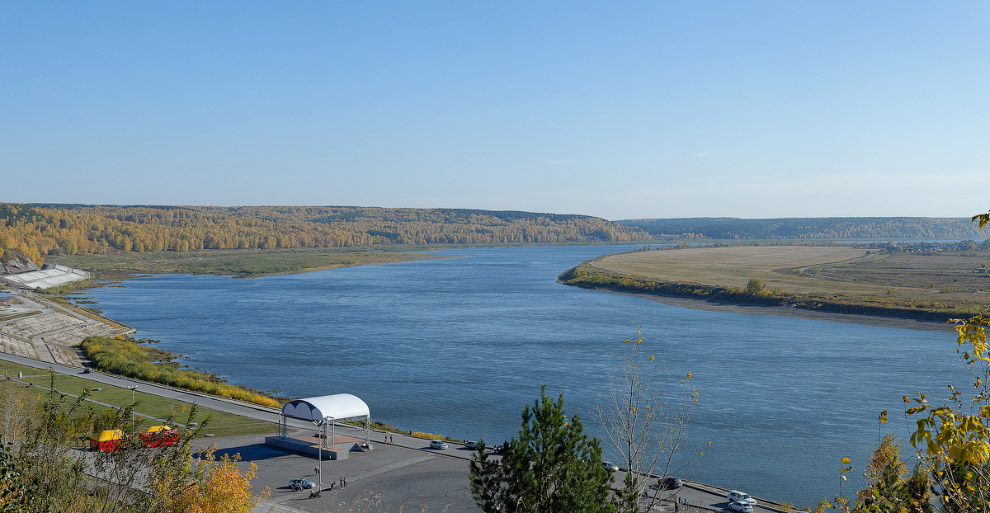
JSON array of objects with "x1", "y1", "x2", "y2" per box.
[{"x1": 591, "y1": 287, "x2": 955, "y2": 332}]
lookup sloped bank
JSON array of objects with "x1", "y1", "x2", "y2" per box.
[{"x1": 558, "y1": 262, "x2": 962, "y2": 327}]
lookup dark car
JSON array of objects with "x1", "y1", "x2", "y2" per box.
[
  {"x1": 659, "y1": 476, "x2": 683, "y2": 490},
  {"x1": 289, "y1": 478, "x2": 315, "y2": 491}
]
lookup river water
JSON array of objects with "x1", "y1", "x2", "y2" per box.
[{"x1": 83, "y1": 245, "x2": 962, "y2": 506}]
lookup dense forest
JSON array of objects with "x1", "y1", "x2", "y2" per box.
[
  {"x1": 0, "y1": 203, "x2": 648, "y2": 264},
  {"x1": 618, "y1": 217, "x2": 986, "y2": 240}
]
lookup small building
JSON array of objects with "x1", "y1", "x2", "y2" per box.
[
  {"x1": 90, "y1": 430, "x2": 124, "y2": 452},
  {"x1": 0, "y1": 294, "x2": 13, "y2": 306},
  {"x1": 140, "y1": 425, "x2": 178, "y2": 448}
]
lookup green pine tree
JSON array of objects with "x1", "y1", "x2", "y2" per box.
[{"x1": 470, "y1": 385, "x2": 615, "y2": 513}]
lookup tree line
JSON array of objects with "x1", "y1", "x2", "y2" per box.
[
  {"x1": 0, "y1": 203, "x2": 649, "y2": 265},
  {"x1": 618, "y1": 217, "x2": 988, "y2": 240}
]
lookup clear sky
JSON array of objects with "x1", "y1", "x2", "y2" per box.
[{"x1": 2, "y1": 2, "x2": 988, "y2": 220}]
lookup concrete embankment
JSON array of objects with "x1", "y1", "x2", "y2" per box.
[
  {"x1": 0, "y1": 291, "x2": 133, "y2": 366},
  {"x1": 2, "y1": 264, "x2": 92, "y2": 289}
]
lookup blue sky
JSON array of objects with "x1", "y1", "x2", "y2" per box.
[{"x1": 2, "y1": 2, "x2": 988, "y2": 220}]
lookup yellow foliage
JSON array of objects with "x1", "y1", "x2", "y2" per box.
[
  {"x1": 410, "y1": 431, "x2": 445, "y2": 440},
  {"x1": 176, "y1": 444, "x2": 270, "y2": 513}
]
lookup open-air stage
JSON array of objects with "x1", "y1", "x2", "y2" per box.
[{"x1": 265, "y1": 432, "x2": 369, "y2": 460}]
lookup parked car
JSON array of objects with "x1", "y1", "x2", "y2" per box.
[
  {"x1": 727, "y1": 501, "x2": 753, "y2": 513},
  {"x1": 430, "y1": 440, "x2": 448, "y2": 449},
  {"x1": 659, "y1": 476, "x2": 683, "y2": 489},
  {"x1": 727, "y1": 490, "x2": 757, "y2": 506},
  {"x1": 289, "y1": 478, "x2": 315, "y2": 491},
  {"x1": 602, "y1": 461, "x2": 619, "y2": 472},
  {"x1": 464, "y1": 440, "x2": 479, "y2": 450}
]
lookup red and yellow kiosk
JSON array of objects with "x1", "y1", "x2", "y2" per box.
[
  {"x1": 89, "y1": 430, "x2": 124, "y2": 452},
  {"x1": 140, "y1": 425, "x2": 178, "y2": 447}
]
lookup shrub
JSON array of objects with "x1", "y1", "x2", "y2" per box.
[{"x1": 82, "y1": 336, "x2": 281, "y2": 409}]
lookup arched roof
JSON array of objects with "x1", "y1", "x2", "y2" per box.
[{"x1": 281, "y1": 394, "x2": 370, "y2": 422}]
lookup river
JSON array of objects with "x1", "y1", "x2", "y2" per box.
[{"x1": 83, "y1": 245, "x2": 963, "y2": 507}]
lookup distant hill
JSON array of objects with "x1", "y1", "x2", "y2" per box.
[
  {"x1": 616, "y1": 217, "x2": 986, "y2": 240},
  {"x1": 0, "y1": 203, "x2": 649, "y2": 263}
]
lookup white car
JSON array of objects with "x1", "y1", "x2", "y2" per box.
[
  {"x1": 430, "y1": 440, "x2": 448, "y2": 449},
  {"x1": 727, "y1": 501, "x2": 753, "y2": 513},
  {"x1": 602, "y1": 461, "x2": 619, "y2": 472},
  {"x1": 727, "y1": 490, "x2": 757, "y2": 506}
]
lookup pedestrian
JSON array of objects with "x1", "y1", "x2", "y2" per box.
[
  {"x1": 315, "y1": 466, "x2": 319, "y2": 475},
  {"x1": 389, "y1": 434, "x2": 393, "y2": 444},
  {"x1": 339, "y1": 477, "x2": 343, "y2": 487},
  {"x1": 384, "y1": 434, "x2": 388, "y2": 444},
  {"x1": 343, "y1": 477, "x2": 347, "y2": 488}
]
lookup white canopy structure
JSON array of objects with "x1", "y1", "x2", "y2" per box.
[
  {"x1": 277, "y1": 394, "x2": 371, "y2": 444},
  {"x1": 282, "y1": 394, "x2": 370, "y2": 423}
]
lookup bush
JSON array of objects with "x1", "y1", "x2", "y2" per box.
[{"x1": 82, "y1": 336, "x2": 281, "y2": 408}]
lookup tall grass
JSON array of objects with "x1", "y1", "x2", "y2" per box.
[{"x1": 81, "y1": 336, "x2": 281, "y2": 408}]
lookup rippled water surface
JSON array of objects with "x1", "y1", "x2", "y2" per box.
[{"x1": 85, "y1": 245, "x2": 962, "y2": 506}]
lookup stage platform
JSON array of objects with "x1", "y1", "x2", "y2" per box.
[{"x1": 264, "y1": 433, "x2": 370, "y2": 460}]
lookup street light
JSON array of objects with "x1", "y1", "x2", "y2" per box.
[
  {"x1": 313, "y1": 420, "x2": 324, "y2": 495},
  {"x1": 128, "y1": 386, "x2": 137, "y2": 432}
]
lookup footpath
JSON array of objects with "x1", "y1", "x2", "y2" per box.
[{"x1": 0, "y1": 351, "x2": 794, "y2": 513}]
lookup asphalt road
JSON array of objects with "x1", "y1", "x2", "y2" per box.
[{"x1": 0, "y1": 351, "x2": 792, "y2": 513}]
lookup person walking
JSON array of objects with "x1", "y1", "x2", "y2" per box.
[
  {"x1": 343, "y1": 477, "x2": 347, "y2": 488},
  {"x1": 315, "y1": 466, "x2": 319, "y2": 475},
  {"x1": 389, "y1": 434, "x2": 393, "y2": 444}
]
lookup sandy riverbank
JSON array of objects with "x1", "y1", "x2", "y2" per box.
[{"x1": 597, "y1": 288, "x2": 955, "y2": 332}]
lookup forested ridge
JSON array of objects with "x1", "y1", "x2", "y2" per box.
[
  {"x1": 619, "y1": 217, "x2": 986, "y2": 240},
  {"x1": 0, "y1": 203, "x2": 648, "y2": 264}
]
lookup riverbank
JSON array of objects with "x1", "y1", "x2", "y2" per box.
[
  {"x1": 48, "y1": 247, "x2": 458, "y2": 279},
  {"x1": 558, "y1": 266, "x2": 956, "y2": 332},
  {"x1": 556, "y1": 245, "x2": 990, "y2": 330},
  {"x1": 596, "y1": 286, "x2": 953, "y2": 332}
]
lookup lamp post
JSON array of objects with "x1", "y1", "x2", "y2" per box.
[
  {"x1": 314, "y1": 420, "x2": 323, "y2": 492},
  {"x1": 128, "y1": 386, "x2": 137, "y2": 432}
]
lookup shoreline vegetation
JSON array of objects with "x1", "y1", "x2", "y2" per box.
[
  {"x1": 558, "y1": 264, "x2": 962, "y2": 324},
  {"x1": 78, "y1": 335, "x2": 456, "y2": 441},
  {"x1": 7, "y1": 205, "x2": 990, "y2": 452},
  {"x1": 559, "y1": 244, "x2": 990, "y2": 328},
  {"x1": 48, "y1": 247, "x2": 458, "y2": 280},
  {"x1": 81, "y1": 336, "x2": 284, "y2": 408}
]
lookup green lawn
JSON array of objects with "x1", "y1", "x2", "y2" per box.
[{"x1": 0, "y1": 360, "x2": 276, "y2": 438}]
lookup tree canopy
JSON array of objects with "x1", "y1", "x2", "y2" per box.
[
  {"x1": 0, "y1": 203, "x2": 649, "y2": 265},
  {"x1": 470, "y1": 386, "x2": 615, "y2": 513}
]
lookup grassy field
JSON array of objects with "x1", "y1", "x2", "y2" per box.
[
  {"x1": 594, "y1": 246, "x2": 872, "y2": 293},
  {"x1": 566, "y1": 245, "x2": 990, "y2": 318},
  {"x1": 49, "y1": 247, "x2": 451, "y2": 279},
  {"x1": 0, "y1": 360, "x2": 276, "y2": 438}
]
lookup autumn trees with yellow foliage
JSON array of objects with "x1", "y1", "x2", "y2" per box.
[
  {"x1": 813, "y1": 211, "x2": 990, "y2": 513},
  {"x1": 0, "y1": 203, "x2": 649, "y2": 266},
  {"x1": 0, "y1": 376, "x2": 269, "y2": 513}
]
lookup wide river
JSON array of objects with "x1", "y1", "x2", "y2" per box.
[{"x1": 84, "y1": 245, "x2": 961, "y2": 507}]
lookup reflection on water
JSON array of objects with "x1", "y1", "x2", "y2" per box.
[{"x1": 85, "y1": 245, "x2": 961, "y2": 506}]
